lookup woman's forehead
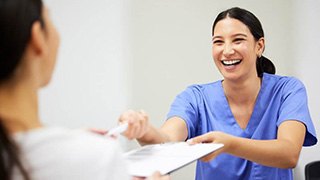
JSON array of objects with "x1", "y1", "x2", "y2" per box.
[{"x1": 213, "y1": 17, "x2": 251, "y2": 37}]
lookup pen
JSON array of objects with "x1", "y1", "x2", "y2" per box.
[{"x1": 106, "y1": 123, "x2": 128, "y2": 136}]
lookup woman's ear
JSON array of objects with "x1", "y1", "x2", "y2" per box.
[
  {"x1": 256, "y1": 37, "x2": 265, "y2": 56},
  {"x1": 28, "y1": 21, "x2": 47, "y2": 58}
]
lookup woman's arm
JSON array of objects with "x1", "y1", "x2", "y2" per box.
[
  {"x1": 119, "y1": 110, "x2": 188, "y2": 145},
  {"x1": 189, "y1": 120, "x2": 306, "y2": 168}
]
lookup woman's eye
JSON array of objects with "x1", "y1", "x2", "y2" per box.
[
  {"x1": 234, "y1": 38, "x2": 244, "y2": 43},
  {"x1": 213, "y1": 40, "x2": 223, "y2": 44}
]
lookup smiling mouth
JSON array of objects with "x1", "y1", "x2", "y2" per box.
[{"x1": 221, "y1": 60, "x2": 242, "y2": 66}]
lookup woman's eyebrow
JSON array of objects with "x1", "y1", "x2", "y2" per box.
[
  {"x1": 212, "y1": 33, "x2": 247, "y2": 40},
  {"x1": 232, "y1": 33, "x2": 247, "y2": 38},
  {"x1": 212, "y1": 36, "x2": 222, "y2": 41}
]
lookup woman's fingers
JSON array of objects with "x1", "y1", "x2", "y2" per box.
[
  {"x1": 119, "y1": 109, "x2": 149, "y2": 139},
  {"x1": 187, "y1": 131, "x2": 228, "y2": 162},
  {"x1": 188, "y1": 132, "x2": 215, "y2": 144},
  {"x1": 137, "y1": 110, "x2": 149, "y2": 138},
  {"x1": 87, "y1": 128, "x2": 107, "y2": 135},
  {"x1": 146, "y1": 171, "x2": 170, "y2": 180}
]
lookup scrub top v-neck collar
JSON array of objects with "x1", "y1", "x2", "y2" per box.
[{"x1": 218, "y1": 76, "x2": 266, "y2": 136}]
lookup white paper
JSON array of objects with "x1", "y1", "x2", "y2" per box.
[{"x1": 123, "y1": 142, "x2": 224, "y2": 177}]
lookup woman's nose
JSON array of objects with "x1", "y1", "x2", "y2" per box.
[{"x1": 223, "y1": 43, "x2": 235, "y2": 57}]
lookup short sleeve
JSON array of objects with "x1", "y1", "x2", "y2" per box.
[
  {"x1": 277, "y1": 78, "x2": 317, "y2": 146},
  {"x1": 166, "y1": 86, "x2": 201, "y2": 138}
]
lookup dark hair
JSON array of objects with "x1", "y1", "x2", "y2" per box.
[
  {"x1": 0, "y1": 0, "x2": 44, "y2": 81},
  {"x1": 0, "y1": 0, "x2": 44, "y2": 179},
  {"x1": 212, "y1": 7, "x2": 275, "y2": 77},
  {"x1": 0, "y1": 120, "x2": 29, "y2": 180}
]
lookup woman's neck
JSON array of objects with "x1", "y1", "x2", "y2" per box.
[
  {"x1": 0, "y1": 81, "x2": 41, "y2": 134},
  {"x1": 222, "y1": 75, "x2": 261, "y2": 106}
]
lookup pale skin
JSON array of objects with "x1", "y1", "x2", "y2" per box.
[
  {"x1": 0, "y1": 6, "x2": 168, "y2": 180},
  {"x1": 119, "y1": 17, "x2": 306, "y2": 169}
]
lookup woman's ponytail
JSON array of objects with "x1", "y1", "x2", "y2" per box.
[{"x1": 256, "y1": 56, "x2": 276, "y2": 77}]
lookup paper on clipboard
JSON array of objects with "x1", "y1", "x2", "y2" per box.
[{"x1": 123, "y1": 142, "x2": 224, "y2": 177}]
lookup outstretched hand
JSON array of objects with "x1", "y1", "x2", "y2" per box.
[
  {"x1": 118, "y1": 109, "x2": 150, "y2": 140},
  {"x1": 187, "y1": 131, "x2": 234, "y2": 162}
]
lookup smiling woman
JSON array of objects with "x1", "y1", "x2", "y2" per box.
[
  {"x1": 211, "y1": 7, "x2": 275, "y2": 80},
  {"x1": 117, "y1": 7, "x2": 317, "y2": 180}
]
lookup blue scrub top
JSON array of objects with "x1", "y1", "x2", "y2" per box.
[{"x1": 167, "y1": 73, "x2": 317, "y2": 180}]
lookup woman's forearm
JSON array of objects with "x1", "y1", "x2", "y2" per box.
[
  {"x1": 228, "y1": 121, "x2": 305, "y2": 168},
  {"x1": 229, "y1": 137, "x2": 301, "y2": 168}
]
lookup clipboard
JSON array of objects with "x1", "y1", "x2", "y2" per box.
[{"x1": 123, "y1": 142, "x2": 224, "y2": 177}]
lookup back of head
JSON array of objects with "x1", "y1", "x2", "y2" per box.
[
  {"x1": 0, "y1": 0, "x2": 43, "y2": 82},
  {"x1": 212, "y1": 7, "x2": 276, "y2": 77},
  {"x1": 0, "y1": 1, "x2": 43, "y2": 179}
]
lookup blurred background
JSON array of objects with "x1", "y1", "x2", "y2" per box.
[{"x1": 42, "y1": 0, "x2": 319, "y2": 179}]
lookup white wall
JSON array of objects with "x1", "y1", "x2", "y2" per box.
[
  {"x1": 292, "y1": 1, "x2": 320, "y2": 179},
  {"x1": 40, "y1": 0, "x2": 132, "y2": 130}
]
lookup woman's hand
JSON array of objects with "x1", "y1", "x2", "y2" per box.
[
  {"x1": 87, "y1": 128, "x2": 107, "y2": 135},
  {"x1": 118, "y1": 109, "x2": 150, "y2": 140},
  {"x1": 132, "y1": 172, "x2": 170, "y2": 180},
  {"x1": 146, "y1": 171, "x2": 170, "y2": 180},
  {"x1": 187, "y1": 131, "x2": 234, "y2": 162}
]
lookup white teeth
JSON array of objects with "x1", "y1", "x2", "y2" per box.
[{"x1": 222, "y1": 59, "x2": 241, "y2": 65}]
